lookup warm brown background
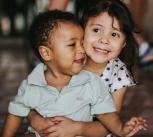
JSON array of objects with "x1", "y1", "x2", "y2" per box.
[{"x1": 0, "y1": 0, "x2": 153, "y2": 136}]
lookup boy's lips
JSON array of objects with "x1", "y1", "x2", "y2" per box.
[
  {"x1": 93, "y1": 47, "x2": 110, "y2": 54},
  {"x1": 74, "y1": 58, "x2": 85, "y2": 64}
]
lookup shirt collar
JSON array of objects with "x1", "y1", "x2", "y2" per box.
[
  {"x1": 27, "y1": 63, "x2": 90, "y2": 87},
  {"x1": 68, "y1": 70, "x2": 90, "y2": 87},
  {"x1": 27, "y1": 63, "x2": 47, "y2": 86}
]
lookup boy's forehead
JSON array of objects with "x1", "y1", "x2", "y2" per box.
[{"x1": 51, "y1": 22, "x2": 83, "y2": 41}]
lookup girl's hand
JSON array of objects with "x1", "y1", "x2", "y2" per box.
[
  {"x1": 42, "y1": 116, "x2": 80, "y2": 137},
  {"x1": 28, "y1": 111, "x2": 55, "y2": 136},
  {"x1": 122, "y1": 117, "x2": 148, "y2": 137}
]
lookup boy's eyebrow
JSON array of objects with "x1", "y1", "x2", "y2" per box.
[
  {"x1": 65, "y1": 37, "x2": 81, "y2": 42},
  {"x1": 91, "y1": 23, "x2": 103, "y2": 27}
]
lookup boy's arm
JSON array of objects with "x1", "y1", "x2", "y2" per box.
[{"x1": 2, "y1": 113, "x2": 23, "y2": 137}]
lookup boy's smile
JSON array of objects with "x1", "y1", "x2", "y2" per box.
[{"x1": 47, "y1": 22, "x2": 85, "y2": 76}]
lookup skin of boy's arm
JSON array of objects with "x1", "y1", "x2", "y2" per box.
[{"x1": 2, "y1": 113, "x2": 23, "y2": 137}]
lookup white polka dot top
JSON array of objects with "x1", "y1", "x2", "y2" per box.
[{"x1": 99, "y1": 58, "x2": 136, "y2": 93}]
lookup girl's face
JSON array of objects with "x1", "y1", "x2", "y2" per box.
[{"x1": 83, "y1": 12, "x2": 126, "y2": 64}]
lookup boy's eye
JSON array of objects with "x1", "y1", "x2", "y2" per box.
[
  {"x1": 112, "y1": 32, "x2": 120, "y2": 38},
  {"x1": 68, "y1": 43, "x2": 75, "y2": 47}
]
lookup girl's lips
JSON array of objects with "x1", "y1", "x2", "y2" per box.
[{"x1": 94, "y1": 47, "x2": 110, "y2": 54}]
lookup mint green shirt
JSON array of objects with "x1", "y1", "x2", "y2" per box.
[{"x1": 9, "y1": 63, "x2": 115, "y2": 136}]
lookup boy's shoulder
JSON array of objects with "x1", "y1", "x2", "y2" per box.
[
  {"x1": 27, "y1": 63, "x2": 47, "y2": 86},
  {"x1": 79, "y1": 70, "x2": 100, "y2": 79},
  {"x1": 69, "y1": 70, "x2": 101, "y2": 86}
]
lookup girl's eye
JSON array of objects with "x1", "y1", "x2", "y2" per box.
[
  {"x1": 112, "y1": 32, "x2": 120, "y2": 38},
  {"x1": 93, "y1": 28, "x2": 100, "y2": 33}
]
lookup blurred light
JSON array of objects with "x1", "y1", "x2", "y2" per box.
[
  {"x1": 14, "y1": 13, "x2": 25, "y2": 32},
  {"x1": 1, "y1": 16, "x2": 11, "y2": 35}
]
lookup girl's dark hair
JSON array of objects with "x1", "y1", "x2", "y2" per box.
[
  {"x1": 29, "y1": 10, "x2": 81, "y2": 62},
  {"x1": 81, "y1": 0, "x2": 138, "y2": 75}
]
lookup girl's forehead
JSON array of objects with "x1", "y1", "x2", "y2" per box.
[{"x1": 87, "y1": 12, "x2": 121, "y2": 30}]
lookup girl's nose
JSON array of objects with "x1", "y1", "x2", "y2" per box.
[{"x1": 98, "y1": 35, "x2": 109, "y2": 44}]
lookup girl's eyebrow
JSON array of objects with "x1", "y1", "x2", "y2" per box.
[
  {"x1": 112, "y1": 27, "x2": 121, "y2": 32},
  {"x1": 112, "y1": 26, "x2": 123, "y2": 33},
  {"x1": 92, "y1": 23, "x2": 121, "y2": 32},
  {"x1": 91, "y1": 23, "x2": 103, "y2": 27}
]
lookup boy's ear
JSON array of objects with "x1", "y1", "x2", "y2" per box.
[{"x1": 39, "y1": 46, "x2": 52, "y2": 61}]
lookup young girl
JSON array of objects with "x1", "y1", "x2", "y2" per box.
[{"x1": 27, "y1": 0, "x2": 141, "y2": 136}]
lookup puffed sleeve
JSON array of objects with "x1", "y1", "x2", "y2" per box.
[
  {"x1": 8, "y1": 80, "x2": 30, "y2": 117},
  {"x1": 110, "y1": 65, "x2": 136, "y2": 93}
]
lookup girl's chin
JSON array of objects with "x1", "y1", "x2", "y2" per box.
[{"x1": 91, "y1": 58, "x2": 109, "y2": 64}]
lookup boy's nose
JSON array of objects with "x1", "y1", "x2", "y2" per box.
[{"x1": 77, "y1": 45, "x2": 85, "y2": 54}]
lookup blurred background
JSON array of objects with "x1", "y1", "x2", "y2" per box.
[{"x1": 0, "y1": 0, "x2": 153, "y2": 136}]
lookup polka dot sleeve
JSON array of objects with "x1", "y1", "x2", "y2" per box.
[
  {"x1": 110, "y1": 65, "x2": 136, "y2": 93},
  {"x1": 99, "y1": 58, "x2": 136, "y2": 93}
]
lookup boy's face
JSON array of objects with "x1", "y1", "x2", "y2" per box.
[
  {"x1": 48, "y1": 22, "x2": 85, "y2": 75},
  {"x1": 83, "y1": 12, "x2": 126, "y2": 64}
]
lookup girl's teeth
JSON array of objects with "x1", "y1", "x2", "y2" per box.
[{"x1": 95, "y1": 47, "x2": 109, "y2": 53}]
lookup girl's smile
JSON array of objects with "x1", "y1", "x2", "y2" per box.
[{"x1": 84, "y1": 12, "x2": 126, "y2": 64}]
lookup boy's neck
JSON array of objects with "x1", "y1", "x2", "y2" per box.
[
  {"x1": 84, "y1": 58, "x2": 107, "y2": 75},
  {"x1": 45, "y1": 67, "x2": 71, "y2": 91}
]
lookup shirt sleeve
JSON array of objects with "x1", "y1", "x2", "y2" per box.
[
  {"x1": 8, "y1": 80, "x2": 30, "y2": 117},
  {"x1": 90, "y1": 75, "x2": 116, "y2": 115},
  {"x1": 110, "y1": 65, "x2": 136, "y2": 93}
]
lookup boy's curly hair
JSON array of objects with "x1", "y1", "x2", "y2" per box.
[{"x1": 29, "y1": 10, "x2": 81, "y2": 62}]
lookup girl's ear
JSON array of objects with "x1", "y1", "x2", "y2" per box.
[
  {"x1": 123, "y1": 42, "x2": 126, "y2": 48},
  {"x1": 39, "y1": 46, "x2": 52, "y2": 61}
]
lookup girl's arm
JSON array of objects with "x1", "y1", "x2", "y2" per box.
[
  {"x1": 112, "y1": 87, "x2": 127, "y2": 112},
  {"x1": 42, "y1": 116, "x2": 108, "y2": 137},
  {"x1": 28, "y1": 110, "x2": 55, "y2": 136},
  {"x1": 96, "y1": 113, "x2": 148, "y2": 137},
  {"x1": 28, "y1": 111, "x2": 108, "y2": 137},
  {"x1": 2, "y1": 114, "x2": 23, "y2": 137}
]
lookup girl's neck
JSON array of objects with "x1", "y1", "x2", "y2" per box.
[
  {"x1": 45, "y1": 66, "x2": 71, "y2": 91},
  {"x1": 84, "y1": 58, "x2": 108, "y2": 75}
]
